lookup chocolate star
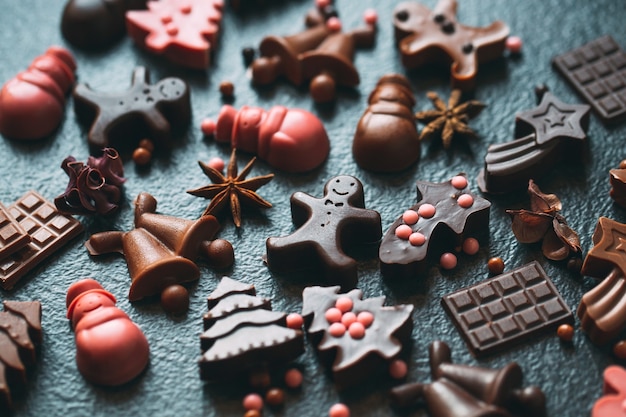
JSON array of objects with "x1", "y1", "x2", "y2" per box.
[
  {"x1": 581, "y1": 217, "x2": 626, "y2": 278},
  {"x1": 393, "y1": 0, "x2": 509, "y2": 91},
  {"x1": 478, "y1": 88, "x2": 590, "y2": 193}
]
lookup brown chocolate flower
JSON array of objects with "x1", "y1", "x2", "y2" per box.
[
  {"x1": 506, "y1": 180, "x2": 581, "y2": 261},
  {"x1": 187, "y1": 148, "x2": 274, "y2": 227},
  {"x1": 414, "y1": 89, "x2": 485, "y2": 149}
]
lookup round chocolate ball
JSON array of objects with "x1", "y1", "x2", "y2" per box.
[
  {"x1": 133, "y1": 147, "x2": 152, "y2": 166},
  {"x1": 265, "y1": 388, "x2": 285, "y2": 407},
  {"x1": 160, "y1": 285, "x2": 189, "y2": 314},
  {"x1": 206, "y1": 239, "x2": 235, "y2": 269},
  {"x1": 487, "y1": 257, "x2": 505, "y2": 275},
  {"x1": 557, "y1": 324, "x2": 574, "y2": 342},
  {"x1": 219, "y1": 81, "x2": 234, "y2": 98}
]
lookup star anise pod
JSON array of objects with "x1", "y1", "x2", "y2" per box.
[
  {"x1": 187, "y1": 148, "x2": 274, "y2": 227},
  {"x1": 506, "y1": 180, "x2": 581, "y2": 261},
  {"x1": 414, "y1": 89, "x2": 485, "y2": 149}
]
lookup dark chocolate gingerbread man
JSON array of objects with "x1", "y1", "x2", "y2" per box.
[
  {"x1": 73, "y1": 66, "x2": 191, "y2": 154},
  {"x1": 266, "y1": 175, "x2": 381, "y2": 289}
]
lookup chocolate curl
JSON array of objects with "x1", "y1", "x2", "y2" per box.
[{"x1": 87, "y1": 148, "x2": 125, "y2": 187}]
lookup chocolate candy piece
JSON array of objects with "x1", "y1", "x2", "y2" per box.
[
  {"x1": 61, "y1": 0, "x2": 147, "y2": 49},
  {"x1": 301, "y1": 286, "x2": 413, "y2": 389},
  {"x1": 477, "y1": 88, "x2": 590, "y2": 193},
  {"x1": 610, "y1": 162, "x2": 626, "y2": 208},
  {"x1": 199, "y1": 277, "x2": 304, "y2": 381},
  {"x1": 0, "y1": 46, "x2": 76, "y2": 141},
  {"x1": 552, "y1": 35, "x2": 626, "y2": 124},
  {"x1": 379, "y1": 175, "x2": 490, "y2": 279},
  {"x1": 390, "y1": 341, "x2": 546, "y2": 417},
  {"x1": 73, "y1": 66, "x2": 191, "y2": 154},
  {"x1": 577, "y1": 217, "x2": 626, "y2": 345},
  {"x1": 210, "y1": 105, "x2": 330, "y2": 173},
  {"x1": 0, "y1": 300, "x2": 42, "y2": 410},
  {"x1": 66, "y1": 279, "x2": 150, "y2": 386},
  {"x1": 441, "y1": 261, "x2": 574, "y2": 356},
  {"x1": 393, "y1": 0, "x2": 509, "y2": 91},
  {"x1": 126, "y1": 0, "x2": 223, "y2": 69},
  {"x1": 0, "y1": 191, "x2": 83, "y2": 290},
  {"x1": 266, "y1": 175, "x2": 382, "y2": 289},
  {"x1": 352, "y1": 74, "x2": 420, "y2": 172},
  {"x1": 86, "y1": 193, "x2": 227, "y2": 311},
  {"x1": 0, "y1": 203, "x2": 29, "y2": 261},
  {"x1": 592, "y1": 366, "x2": 626, "y2": 417}
]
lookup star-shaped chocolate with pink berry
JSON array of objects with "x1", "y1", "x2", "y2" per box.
[
  {"x1": 379, "y1": 175, "x2": 490, "y2": 279},
  {"x1": 302, "y1": 286, "x2": 413, "y2": 389}
]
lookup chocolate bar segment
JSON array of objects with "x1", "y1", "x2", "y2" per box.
[
  {"x1": 0, "y1": 203, "x2": 29, "y2": 261},
  {"x1": 552, "y1": 35, "x2": 626, "y2": 124},
  {"x1": 442, "y1": 261, "x2": 574, "y2": 356},
  {"x1": 0, "y1": 191, "x2": 83, "y2": 290}
]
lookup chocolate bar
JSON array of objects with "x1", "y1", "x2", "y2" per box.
[
  {"x1": 441, "y1": 261, "x2": 574, "y2": 356},
  {"x1": 0, "y1": 203, "x2": 29, "y2": 261},
  {"x1": 0, "y1": 191, "x2": 83, "y2": 290},
  {"x1": 552, "y1": 35, "x2": 626, "y2": 124}
]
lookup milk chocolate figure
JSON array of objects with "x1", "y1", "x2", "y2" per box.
[
  {"x1": 266, "y1": 175, "x2": 381, "y2": 288},
  {"x1": 66, "y1": 279, "x2": 150, "y2": 386},
  {"x1": 352, "y1": 74, "x2": 419, "y2": 172}
]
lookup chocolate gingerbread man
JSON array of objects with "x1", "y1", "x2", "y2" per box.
[{"x1": 266, "y1": 175, "x2": 381, "y2": 289}]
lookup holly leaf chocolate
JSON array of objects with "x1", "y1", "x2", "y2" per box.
[
  {"x1": 380, "y1": 175, "x2": 490, "y2": 279},
  {"x1": 302, "y1": 286, "x2": 413, "y2": 388}
]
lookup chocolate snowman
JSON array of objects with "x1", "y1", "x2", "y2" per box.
[{"x1": 66, "y1": 279, "x2": 150, "y2": 386}]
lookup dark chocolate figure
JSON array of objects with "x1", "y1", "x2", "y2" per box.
[
  {"x1": 352, "y1": 74, "x2": 420, "y2": 172},
  {"x1": 73, "y1": 66, "x2": 191, "y2": 154},
  {"x1": 266, "y1": 175, "x2": 381, "y2": 289}
]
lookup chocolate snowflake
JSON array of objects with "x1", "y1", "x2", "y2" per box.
[
  {"x1": 302, "y1": 286, "x2": 413, "y2": 388},
  {"x1": 187, "y1": 148, "x2": 274, "y2": 227},
  {"x1": 414, "y1": 90, "x2": 485, "y2": 148},
  {"x1": 506, "y1": 180, "x2": 581, "y2": 261}
]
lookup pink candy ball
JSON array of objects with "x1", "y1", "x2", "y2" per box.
[
  {"x1": 457, "y1": 194, "x2": 474, "y2": 208},
  {"x1": 451, "y1": 175, "x2": 468, "y2": 189},
  {"x1": 207, "y1": 157, "x2": 225, "y2": 172},
  {"x1": 389, "y1": 359, "x2": 408, "y2": 379},
  {"x1": 329, "y1": 403, "x2": 350, "y2": 417},
  {"x1": 335, "y1": 297, "x2": 353, "y2": 313},
  {"x1": 440, "y1": 252, "x2": 458, "y2": 270},
  {"x1": 341, "y1": 311, "x2": 357, "y2": 327},
  {"x1": 200, "y1": 118, "x2": 216, "y2": 136},
  {"x1": 363, "y1": 9, "x2": 378, "y2": 25},
  {"x1": 243, "y1": 393, "x2": 263, "y2": 411},
  {"x1": 409, "y1": 232, "x2": 426, "y2": 246},
  {"x1": 284, "y1": 368, "x2": 303, "y2": 389},
  {"x1": 326, "y1": 17, "x2": 342, "y2": 32},
  {"x1": 357, "y1": 311, "x2": 374, "y2": 327},
  {"x1": 395, "y1": 224, "x2": 413, "y2": 240},
  {"x1": 418, "y1": 203, "x2": 436, "y2": 218},
  {"x1": 506, "y1": 36, "x2": 523, "y2": 54},
  {"x1": 316, "y1": 0, "x2": 331, "y2": 7},
  {"x1": 325, "y1": 307, "x2": 342, "y2": 323},
  {"x1": 329, "y1": 322, "x2": 346, "y2": 337},
  {"x1": 402, "y1": 210, "x2": 419, "y2": 225},
  {"x1": 286, "y1": 313, "x2": 304, "y2": 329},
  {"x1": 348, "y1": 322, "x2": 365, "y2": 339},
  {"x1": 462, "y1": 238, "x2": 480, "y2": 255}
]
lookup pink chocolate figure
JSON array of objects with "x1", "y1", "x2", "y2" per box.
[
  {"x1": 66, "y1": 279, "x2": 150, "y2": 386},
  {"x1": 211, "y1": 105, "x2": 330, "y2": 173},
  {"x1": 0, "y1": 46, "x2": 76, "y2": 140},
  {"x1": 592, "y1": 366, "x2": 626, "y2": 417}
]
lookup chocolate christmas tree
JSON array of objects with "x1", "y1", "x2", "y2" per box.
[{"x1": 199, "y1": 277, "x2": 304, "y2": 381}]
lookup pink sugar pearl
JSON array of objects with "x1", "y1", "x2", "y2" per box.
[
  {"x1": 200, "y1": 118, "x2": 216, "y2": 136},
  {"x1": 462, "y1": 237, "x2": 479, "y2": 255},
  {"x1": 451, "y1": 175, "x2": 468, "y2": 189},
  {"x1": 457, "y1": 194, "x2": 474, "y2": 208},
  {"x1": 326, "y1": 17, "x2": 342, "y2": 32},
  {"x1": 243, "y1": 393, "x2": 263, "y2": 410},
  {"x1": 389, "y1": 359, "x2": 408, "y2": 379},
  {"x1": 286, "y1": 313, "x2": 304, "y2": 329},
  {"x1": 329, "y1": 403, "x2": 350, "y2": 417},
  {"x1": 363, "y1": 9, "x2": 378, "y2": 25},
  {"x1": 506, "y1": 36, "x2": 523, "y2": 54},
  {"x1": 316, "y1": 0, "x2": 331, "y2": 7},
  {"x1": 329, "y1": 322, "x2": 346, "y2": 337},
  {"x1": 341, "y1": 311, "x2": 357, "y2": 327},
  {"x1": 402, "y1": 210, "x2": 419, "y2": 225},
  {"x1": 325, "y1": 307, "x2": 343, "y2": 323},
  {"x1": 418, "y1": 203, "x2": 436, "y2": 218},
  {"x1": 348, "y1": 321, "x2": 365, "y2": 339},
  {"x1": 335, "y1": 297, "x2": 353, "y2": 313},
  {"x1": 284, "y1": 368, "x2": 303, "y2": 389},
  {"x1": 440, "y1": 252, "x2": 458, "y2": 270},
  {"x1": 409, "y1": 232, "x2": 426, "y2": 246},
  {"x1": 395, "y1": 224, "x2": 412, "y2": 240},
  {"x1": 357, "y1": 311, "x2": 374, "y2": 327},
  {"x1": 207, "y1": 157, "x2": 225, "y2": 172}
]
